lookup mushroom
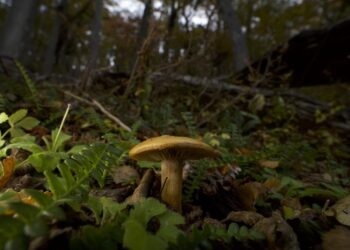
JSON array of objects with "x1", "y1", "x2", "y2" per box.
[{"x1": 129, "y1": 135, "x2": 218, "y2": 212}]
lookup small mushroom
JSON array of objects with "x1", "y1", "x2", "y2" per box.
[{"x1": 129, "y1": 135, "x2": 218, "y2": 212}]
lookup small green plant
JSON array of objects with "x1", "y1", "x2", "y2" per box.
[
  {"x1": 72, "y1": 198, "x2": 185, "y2": 250},
  {"x1": 15, "y1": 61, "x2": 40, "y2": 109}
]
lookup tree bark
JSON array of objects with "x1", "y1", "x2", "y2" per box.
[
  {"x1": 0, "y1": 0, "x2": 38, "y2": 59},
  {"x1": 81, "y1": 0, "x2": 103, "y2": 88},
  {"x1": 217, "y1": 0, "x2": 249, "y2": 72},
  {"x1": 42, "y1": 0, "x2": 69, "y2": 76},
  {"x1": 129, "y1": 0, "x2": 153, "y2": 71}
]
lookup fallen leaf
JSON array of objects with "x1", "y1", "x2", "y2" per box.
[
  {"x1": 264, "y1": 178, "x2": 281, "y2": 191},
  {"x1": 325, "y1": 194, "x2": 350, "y2": 226},
  {"x1": 222, "y1": 211, "x2": 264, "y2": 226},
  {"x1": 0, "y1": 156, "x2": 16, "y2": 188},
  {"x1": 237, "y1": 182, "x2": 267, "y2": 211},
  {"x1": 111, "y1": 165, "x2": 140, "y2": 186},
  {"x1": 323, "y1": 226, "x2": 350, "y2": 250},
  {"x1": 259, "y1": 160, "x2": 280, "y2": 169},
  {"x1": 253, "y1": 212, "x2": 300, "y2": 250}
]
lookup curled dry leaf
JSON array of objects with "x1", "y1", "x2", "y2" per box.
[
  {"x1": 237, "y1": 182, "x2": 267, "y2": 211},
  {"x1": 258, "y1": 160, "x2": 280, "y2": 169},
  {"x1": 0, "y1": 156, "x2": 16, "y2": 189},
  {"x1": 253, "y1": 212, "x2": 300, "y2": 250},
  {"x1": 325, "y1": 194, "x2": 350, "y2": 226},
  {"x1": 322, "y1": 226, "x2": 350, "y2": 250},
  {"x1": 264, "y1": 178, "x2": 281, "y2": 191},
  {"x1": 203, "y1": 217, "x2": 226, "y2": 229},
  {"x1": 111, "y1": 165, "x2": 140, "y2": 186},
  {"x1": 221, "y1": 211, "x2": 264, "y2": 226}
]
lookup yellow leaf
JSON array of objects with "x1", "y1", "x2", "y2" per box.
[
  {"x1": 259, "y1": 160, "x2": 280, "y2": 169},
  {"x1": 326, "y1": 195, "x2": 350, "y2": 226},
  {"x1": 0, "y1": 157, "x2": 15, "y2": 188}
]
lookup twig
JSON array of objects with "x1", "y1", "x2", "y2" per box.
[{"x1": 63, "y1": 90, "x2": 132, "y2": 132}]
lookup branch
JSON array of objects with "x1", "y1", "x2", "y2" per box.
[{"x1": 63, "y1": 90, "x2": 132, "y2": 132}]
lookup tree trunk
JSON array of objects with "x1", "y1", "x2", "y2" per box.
[
  {"x1": 129, "y1": 0, "x2": 153, "y2": 71},
  {"x1": 217, "y1": 0, "x2": 249, "y2": 72},
  {"x1": 81, "y1": 0, "x2": 103, "y2": 88},
  {"x1": 163, "y1": 0, "x2": 178, "y2": 61},
  {"x1": 42, "y1": 0, "x2": 69, "y2": 76},
  {"x1": 0, "y1": 0, "x2": 38, "y2": 59}
]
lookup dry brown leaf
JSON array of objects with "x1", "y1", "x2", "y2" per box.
[
  {"x1": 237, "y1": 182, "x2": 267, "y2": 211},
  {"x1": 323, "y1": 226, "x2": 350, "y2": 250},
  {"x1": 111, "y1": 165, "x2": 140, "y2": 186},
  {"x1": 221, "y1": 211, "x2": 264, "y2": 226},
  {"x1": 253, "y1": 212, "x2": 300, "y2": 250},
  {"x1": 325, "y1": 194, "x2": 350, "y2": 226},
  {"x1": 264, "y1": 178, "x2": 281, "y2": 191},
  {"x1": 259, "y1": 160, "x2": 280, "y2": 169},
  {"x1": 0, "y1": 156, "x2": 16, "y2": 189},
  {"x1": 203, "y1": 217, "x2": 226, "y2": 229}
]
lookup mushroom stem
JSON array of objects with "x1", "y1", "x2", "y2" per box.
[{"x1": 161, "y1": 159, "x2": 183, "y2": 213}]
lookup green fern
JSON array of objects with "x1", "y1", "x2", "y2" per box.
[
  {"x1": 183, "y1": 158, "x2": 221, "y2": 203},
  {"x1": 46, "y1": 143, "x2": 125, "y2": 201},
  {"x1": 172, "y1": 223, "x2": 264, "y2": 249},
  {"x1": 181, "y1": 112, "x2": 197, "y2": 137},
  {"x1": 15, "y1": 61, "x2": 40, "y2": 109}
]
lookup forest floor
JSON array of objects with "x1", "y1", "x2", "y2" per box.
[{"x1": 0, "y1": 72, "x2": 349, "y2": 250}]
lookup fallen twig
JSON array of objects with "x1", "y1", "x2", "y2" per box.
[{"x1": 63, "y1": 90, "x2": 132, "y2": 132}]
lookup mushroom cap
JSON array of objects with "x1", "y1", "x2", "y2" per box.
[{"x1": 129, "y1": 135, "x2": 219, "y2": 162}]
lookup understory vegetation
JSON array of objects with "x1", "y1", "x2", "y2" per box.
[{"x1": 0, "y1": 68, "x2": 349, "y2": 250}]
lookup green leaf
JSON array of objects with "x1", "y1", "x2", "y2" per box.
[
  {"x1": 0, "y1": 141, "x2": 42, "y2": 158},
  {"x1": 58, "y1": 164, "x2": 75, "y2": 190},
  {"x1": 24, "y1": 189, "x2": 53, "y2": 208},
  {"x1": 129, "y1": 198, "x2": 167, "y2": 226},
  {"x1": 8, "y1": 202, "x2": 40, "y2": 222},
  {"x1": 9, "y1": 127, "x2": 25, "y2": 138},
  {"x1": 8, "y1": 109, "x2": 27, "y2": 126},
  {"x1": 123, "y1": 219, "x2": 167, "y2": 250},
  {"x1": 87, "y1": 196, "x2": 103, "y2": 224},
  {"x1": 157, "y1": 211, "x2": 184, "y2": 243},
  {"x1": 51, "y1": 128, "x2": 71, "y2": 152},
  {"x1": 100, "y1": 197, "x2": 127, "y2": 225},
  {"x1": 44, "y1": 171, "x2": 66, "y2": 199},
  {"x1": 24, "y1": 220, "x2": 48, "y2": 237},
  {"x1": 0, "y1": 140, "x2": 5, "y2": 148},
  {"x1": 28, "y1": 152, "x2": 65, "y2": 172},
  {"x1": 0, "y1": 112, "x2": 8, "y2": 124},
  {"x1": 0, "y1": 215, "x2": 24, "y2": 237},
  {"x1": 16, "y1": 117, "x2": 39, "y2": 130}
]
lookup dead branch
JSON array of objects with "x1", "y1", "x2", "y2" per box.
[
  {"x1": 63, "y1": 90, "x2": 132, "y2": 132},
  {"x1": 150, "y1": 72, "x2": 350, "y2": 131}
]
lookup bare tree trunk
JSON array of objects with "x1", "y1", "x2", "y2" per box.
[
  {"x1": 0, "y1": 0, "x2": 38, "y2": 59},
  {"x1": 42, "y1": 0, "x2": 69, "y2": 76},
  {"x1": 81, "y1": 0, "x2": 103, "y2": 88},
  {"x1": 163, "y1": 0, "x2": 178, "y2": 61},
  {"x1": 217, "y1": 0, "x2": 249, "y2": 72},
  {"x1": 129, "y1": 0, "x2": 153, "y2": 71}
]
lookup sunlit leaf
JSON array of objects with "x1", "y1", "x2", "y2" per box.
[
  {"x1": 8, "y1": 109, "x2": 27, "y2": 126},
  {"x1": 0, "y1": 157, "x2": 15, "y2": 188}
]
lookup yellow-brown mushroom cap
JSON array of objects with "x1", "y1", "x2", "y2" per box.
[{"x1": 129, "y1": 135, "x2": 219, "y2": 162}]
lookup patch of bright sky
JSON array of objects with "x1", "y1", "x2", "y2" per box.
[
  {"x1": 106, "y1": 0, "x2": 211, "y2": 26},
  {"x1": 106, "y1": 0, "x2": 304, "y2": 27}
]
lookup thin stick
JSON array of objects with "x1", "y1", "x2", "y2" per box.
[{"x1": 63, "y1": 90, "x2": 132, "y2": 132}]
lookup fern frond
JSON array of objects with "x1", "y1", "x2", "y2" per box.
[
  {"x1": 45, "y1": 143, "x2": 125, "y2": 200},
  {"x1": 181, "y1": 112, "x2": 197, "y2": 137},
  {"x1": 15, "y1": 61, "x2": 40, "y2": 109}
]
